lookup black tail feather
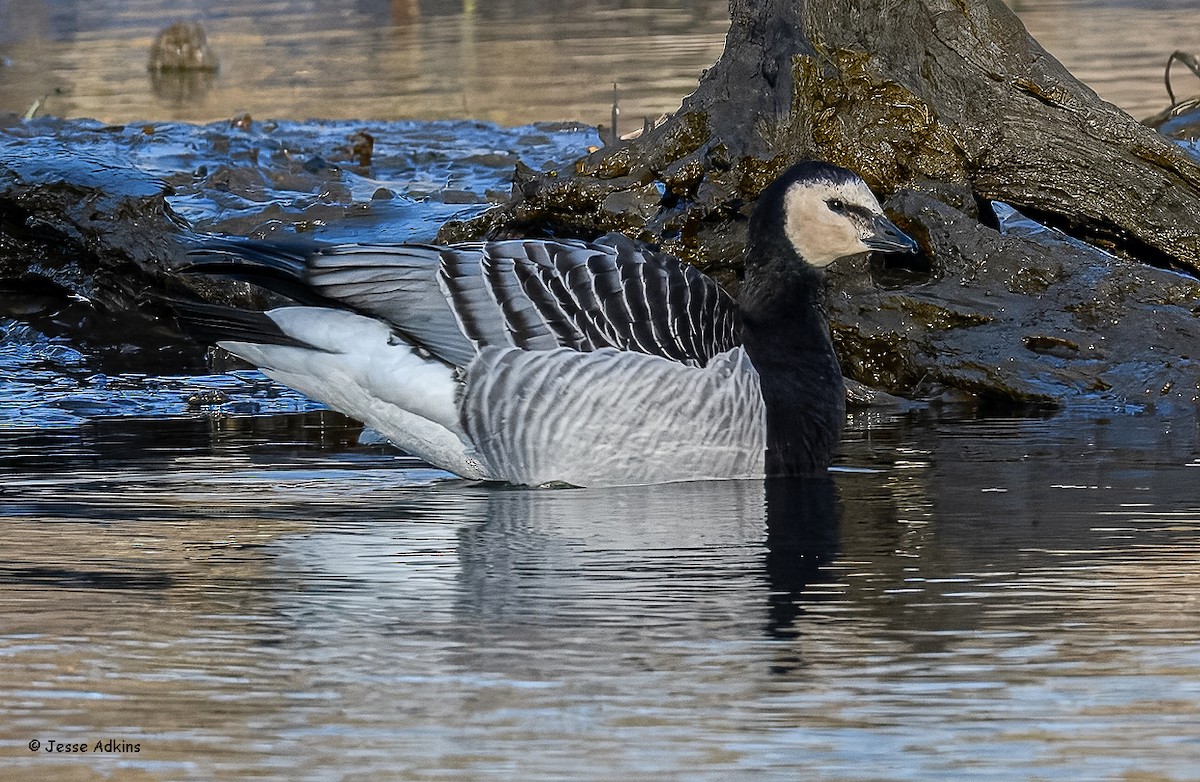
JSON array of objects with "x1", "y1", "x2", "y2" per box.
[
  {"x1": 170, "y1": 299, "x2": 316, "y2": 350},
  {"x1": 183, "y1": 239, "x2": 336, "y2": 307}
]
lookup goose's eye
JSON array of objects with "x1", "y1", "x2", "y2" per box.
[{"x1": 827, "y1": 198, "x2": 847, "y2": 214}]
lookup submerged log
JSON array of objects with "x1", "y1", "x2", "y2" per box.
[{"x1": 0, "y1": 130, "x2": 203, "y2": 366}]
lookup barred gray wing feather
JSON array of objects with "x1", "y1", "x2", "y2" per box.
[
  {"x1": 438, "y1": 239, "x2": 614, "y2": 353},
  {"x1": 600, "y1": 234, "x2": 740, "y2": 364},
  {"x1": 438, "y1": 242, "x2": 564, "y2": 352},
  {"x1": 586, "y1": 235, "x2": 738, "y2": 363},
  {"x1": 442, "y1": 235, "x2": 740, "y2": 365},
  {"x1": 461, "y1": 346, "x2": 766, "y2": 487},
  {"x1": 189, "y1": 236, "x2": 740, "y2": 368}
]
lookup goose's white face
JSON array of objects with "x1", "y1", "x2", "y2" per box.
[{"x1": 782, "y1": 178, "x2": 913, "y2": 267}]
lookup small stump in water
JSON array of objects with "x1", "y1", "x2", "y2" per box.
[{"x1": 147, "y1": 22, "x2": 219, "y2": 104}]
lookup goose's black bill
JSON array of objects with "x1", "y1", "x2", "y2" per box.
[{"x1": 863, "y1": 214, "x2": 919, "y2": 254}]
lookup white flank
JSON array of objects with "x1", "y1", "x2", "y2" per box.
[{"x1": 219, "y1": 307, "x2": 490, "y2": 480}]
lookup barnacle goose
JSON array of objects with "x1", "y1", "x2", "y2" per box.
[{"x1": 179, "y1": 161, "x2": 917, "y2": 487}]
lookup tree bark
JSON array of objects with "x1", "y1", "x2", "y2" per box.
[{"x1": 442, "y1": 0, "x2": 1200, "y2": 277}]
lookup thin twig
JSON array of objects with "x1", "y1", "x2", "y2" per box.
[
  {"x1": 611, "y1": 83, "x2": 620, "y2": 146},
  {"x1": 1165, "y1": 50, "x2": 1200, "y2": 108}
]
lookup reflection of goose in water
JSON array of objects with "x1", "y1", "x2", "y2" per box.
[
  {"x1": 762, "y1": 476, "x2": 840, "y2": 641},
  {"x1": 264, "y1": 476, "x2": 841, "y2": 645},
  {"x1": 180, "y1": 162, "x2": 917, "y2": 487}
]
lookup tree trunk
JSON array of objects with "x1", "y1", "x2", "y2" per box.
[{"x1": 442, "y1": 0, "x2": 1200, "y2": 276}]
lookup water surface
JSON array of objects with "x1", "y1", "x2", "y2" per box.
[
  {"x1": 0, "y1": 0, "x2": 1195, "y2": 125},
  {"x1": 1, "y1": 408, "x2": 1198, "y2": 780}
]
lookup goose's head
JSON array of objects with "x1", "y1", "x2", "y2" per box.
[{"x1": 749, "y1": 161, "x2": 918, "y2": 268}]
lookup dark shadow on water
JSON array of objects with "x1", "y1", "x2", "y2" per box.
[
  {"x1": 762, "y1": 474, "x2": 841, "y2": 642},
  {"x1": 0, "y1": 565, "x2": 174, "y2": 590},
  {"x1": 0, "y1": 411, "x2": 370, "y2": 472}
]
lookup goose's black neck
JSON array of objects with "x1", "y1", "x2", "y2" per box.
[{"x1": 739, "y1": 237, "x2": 845, "y2": 477}]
